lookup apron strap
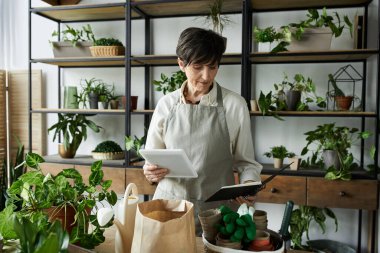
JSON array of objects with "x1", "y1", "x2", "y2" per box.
[{"x1": 216, "y1": 83, "x2": 224, "y2": 107}]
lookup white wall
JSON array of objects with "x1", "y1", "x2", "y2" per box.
[{"x1": 2, "y1": 0, "x2": 379, "y2": 251}]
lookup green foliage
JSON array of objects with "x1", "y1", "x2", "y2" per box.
[
  {"x1": 13, "y1": 216, "x2": 69, "y2": 253},
  {"x1": 253, "y1": 26, "x2": 291, "y2": 53},
  {"x1": 93, "y1": 140, "x2": 123, "y2": 153},
  {"x1": 3, "y1": 153, "x2": 117, "y2": 249},
  {"x1": 48, "y1": 113, "x2": 101, "y2": 154},
  {"x1": 254, "y1": 8, "x2": 352, "y2": 53},
  {"x1": 273, "y1": 73, "x2": 326, "y2": 111},
  {"x1": 51, "y1": 24, "x2": 95, "y2": 46},
  {"x1": 94, "y1": 38, "x2": 123, "y2": 46},
  {"x1": 264, "y1": 145, "x2": 295, "y2": 159},
  {"x1": 327, "y1": 73, "x2": 345, "y2": 97},
  {"x1": 204, "y1": 0, "x2": 232, "y2": 34},
  {"x1": 153, "y1": 70, "x2": 187, "y2": 95},
  {"x1": 301, "y1": 123, "x2": 371, "y2": 180},
  {"x1": 125, "y1": 135, "x2": 146, "y2": 158},
  {"x1": 257, "y1": 91, "x2": 284, "y2": 121},
  {"x1": 216, "y1": 205, "x2": 256, "y2": 245},
  {"x1": 1, "y1": 138, "x2": 25, "y2": 210},
  {"x1": 290, "y1": 206, "x2": 337, "y2": 250},
  {"x1": 76, "y1": 78, "x2": 113, "y2": 107}
]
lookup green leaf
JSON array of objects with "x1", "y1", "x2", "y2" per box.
[
  {"x1": 25, "y1": 152, "x2": 45, "y2": 169},
  {"x1": 0, "y1": 205, "x2": 17, "y2": 239}
]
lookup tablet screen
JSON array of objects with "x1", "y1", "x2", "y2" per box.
[{"x1": 139, "y1": 149, "x2": 198, "y2": 178}]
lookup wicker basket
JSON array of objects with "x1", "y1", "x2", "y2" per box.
[
  {"x1": 90, "y1": 46, "x2": 125, "y2": 57},
  {"x1": 92, "y1": 151, "x2": 124, "y2": 160}
]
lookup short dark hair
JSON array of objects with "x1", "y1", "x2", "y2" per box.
[{"x1": 176, "y1": 27, "x2": 226, "y2": 66}]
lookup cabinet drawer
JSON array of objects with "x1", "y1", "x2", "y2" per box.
[
  {"x1": 257, "y1": 176, "x2": 306, "y2": 205},
  {"x1": 307, "y1": 178, "x2": 378, "y2": 210}
]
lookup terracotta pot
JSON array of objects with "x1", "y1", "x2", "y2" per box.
[
  {"x1": 45, "y1": 206, "x2": 91, "y2": 234},
  {"x1": 121, "y1": 96, "x2": 138, "y2": 110},
  {"x1": 215, "y1": 233, "x2": 241, "y2": 249},
  {"x1": 58, "y1": 143, "x2": 77, "y2": 159},
  {"x1": 335, "y1": 96, "x2": 353, "y2": 111}
]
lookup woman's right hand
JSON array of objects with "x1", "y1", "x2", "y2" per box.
[{"x1": 143, "y1": 163, "x2": 169, "y2": 183}]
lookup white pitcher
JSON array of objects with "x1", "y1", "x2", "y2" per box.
[{"x1": 113, "y1": 183, "x2": 139, "y2": 253}]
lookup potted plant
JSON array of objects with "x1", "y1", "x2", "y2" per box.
[
  {"x1": 1, "y1": 153, "x2": 117, "y2": 249},
  {"x1": 253, "y1": 8, "x2": 352, "y2": 52},
  {"x1": 253, "y1": 26, "x2": 291, "y2": 53},
  {"x1": 48, "y1": 113, "x2": 102, "y2": 158},
  {"x1": 264, "y1": 145, "x2": 295, "y2": 169},
  {"x1": 125, "y1": 135, "x2": 146, "y2": 163},
  {"x1": 290, "y1": 205, "x2": 338, "y2": 250},
  {"x1": 92, "y1": 140, "x2": 124, "y2": 160},
  {"x1": 204, "y1": 0, "x2": 232, "y2": 36},
  {"x1": 327, "y1": 74, "x2": 356, "y2": 111},
  {"x1": 257, "y1": 91, "x2": 285, "y2": 121},
  {"x1": 90, "y1": 38, "x2": 125, "y2": 57},
  {"x1": 301, "y1": 123, "x2": 371, "y2": 180},
  {"x1": 274, "y1": 73, "x2": 326, "y2": 111},
  {"x1": 50, "y1": 24, "x2": 95, "y2": 57},
  {"x1": 153, "y1": 70, "x2": 187, "y2": 95},
  {"x1": 77, "y1": 78, "x2": 109, "y2": 109}
]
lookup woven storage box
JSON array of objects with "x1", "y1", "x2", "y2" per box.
[
  {"x1": 90, "y1": 46, "x2": 125, "y2": 57},
  {"x1": 92, "y1": 151, "x2": 124, "y2": 160}
]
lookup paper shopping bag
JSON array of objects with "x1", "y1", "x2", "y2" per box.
[{"x1": 131, "y1": 199, "x2": 196, "y2": 253}]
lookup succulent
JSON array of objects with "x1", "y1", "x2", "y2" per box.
[
  {"x1": 93, "y1": 140, "x2": 123, "y2": 153},
  {"x1": 94, "y1": 38, "x2": 123, "y2": 46},
  {"x1": 216, "y1": 205, "x2": 256, "y2": 244}
]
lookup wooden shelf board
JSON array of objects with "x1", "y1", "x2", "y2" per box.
[
  {"x1": 250, "y1": 111, "x2": 377, "y2": 117},
  {"x1": 133, "y1": 0, "x2": 242, "y2": 17},
  {"x1": 250, "y1": 49, "x2": 378, "y2": 63},
  {"x1": 32, "y1": 108, "x2": 154, "y2": 114},
  {"x1": 44, "y1": 154, "x2": 126, "y2": 167},
  {"x1": 261, "y1": 164, "x2": 376, "y2": 179},
  {"x1": 32, "y1": 3, "x2": 140, "y2": 22},
  {"x1": 32, "y1": 53, "x2": 241, "y2": 67},
  {"x1": 251, "y1": 0, "x2": 372, "y2": 11}
]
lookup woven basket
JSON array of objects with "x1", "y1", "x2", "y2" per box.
[
  {"x1": 92, "y1": 151, "x2": 124, "y2": 160},
  {"x1": 90, "y1": 46, "x2": 125, "y2": 57}
]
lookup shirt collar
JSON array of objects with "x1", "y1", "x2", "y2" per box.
[{"x1": 180, "y1": 80, "x2": 218, "y2": 106}]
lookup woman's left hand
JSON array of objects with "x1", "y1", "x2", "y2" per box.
[{"x1": 235, "y1": 195, "x2": 256, "y2": 206}]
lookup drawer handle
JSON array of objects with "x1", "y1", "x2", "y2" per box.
[
  {"x1": 270, "y1": 188, "x2": 277, "y2": 193},
  {"x1": 339, "y1": 191, "x2": 346, "y2": 197}
]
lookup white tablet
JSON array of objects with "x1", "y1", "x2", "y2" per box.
[{"x1": 139, "y1": 149, "x2": 198, "y2": 178}]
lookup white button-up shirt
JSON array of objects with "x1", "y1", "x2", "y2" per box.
[{"x1": 146, "y1": 81, "x2": 262, "y2": 183}]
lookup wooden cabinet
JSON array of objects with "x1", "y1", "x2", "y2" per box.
[
  {"x1": 257, "y1": 175, "x2": 306, "y2": 205},
  {"x1": 307, "y1": 177, "x2": 378, "y2": 210},
  {"x1": 257, "y1": 175, "x2": 379, "y2": 211}
]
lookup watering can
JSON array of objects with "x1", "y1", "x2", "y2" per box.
[{"x1": 113, "y1": 183, "x2": 139, "y2": 253}]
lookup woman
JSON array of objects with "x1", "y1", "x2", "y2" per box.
[{"x1": 143, "y1": 27, "x2": 262, "y2": 232}]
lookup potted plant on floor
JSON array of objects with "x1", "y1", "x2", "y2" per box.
[
  {"x1": 153, "y1": 70, "x2": 187, "y2": 95},
  {"x1": 1, "y1": 152, "x2": 118, "y2": 249},
  {"x1": 48, "y1": 113, "x2": 102, "y2": 158},
  {"x1": 264, "y1": 145, "x2": 295, "y2": 169},
  {"x1": 92, "y1": 140, "x2": 124, "y2": 160},
  {"x1": 90, "y1": 38, "x2": 125, "y2": 57},
  {"x1": 50, "y1": 24, "x2": 95, "y2": 57},
  {"x1": 290, "y1": 205, "x2": 338, "y2": 250},
  {"x1": 301, "y1": 123, "x2": 371, "y2": 180}
]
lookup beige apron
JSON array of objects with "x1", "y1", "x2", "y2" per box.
[{"x1": 153, "y1": 83, "x2": 235, "y2": 234}]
